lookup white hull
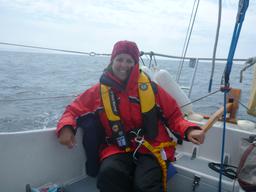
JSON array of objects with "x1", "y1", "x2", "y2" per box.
[{"x1": 0, "y1": 120, "x2": 254, "y2": 192}]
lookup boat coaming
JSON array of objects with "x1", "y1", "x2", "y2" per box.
[
  {"x1": 0, "y1": 121, "x2": 254, "y2": 192},
  {"x1": 0, "y1": 128, "x2": 86, "y2": 192}
]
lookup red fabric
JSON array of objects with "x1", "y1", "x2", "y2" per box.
[
  {"x1": 110, "y1": 40, "x2": 140, "y2": 64},
  {"x1": 56, "y1": 64, "x2": 197, "y2": 161}
]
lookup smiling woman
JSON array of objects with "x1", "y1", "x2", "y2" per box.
[{"x1": 56, "y1": 40, "x2": 205, "y2": 192}]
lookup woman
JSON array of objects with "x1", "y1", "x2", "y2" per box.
[{"x1": 56, "y1": 40, "x2": 205, "y2": 192}]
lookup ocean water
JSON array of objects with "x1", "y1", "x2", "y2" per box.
[{"x1": 0, "y1": 51, "x2": 255, "y2": 132}]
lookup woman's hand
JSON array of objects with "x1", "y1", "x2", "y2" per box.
[
  {"x1": 187, "y1": 128, "x2": 205, "y2": 145},
  {"x1": 58, "y1": 126, "x2": 76, "y2": 148}
]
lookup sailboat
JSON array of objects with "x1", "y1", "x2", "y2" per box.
[{"x1": 0, "y1": 1, "x2": 255, "y2": 192}]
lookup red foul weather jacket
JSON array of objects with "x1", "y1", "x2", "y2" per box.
[{"x1": 56, "y1": 64, "x2": 197, "y2": 161}]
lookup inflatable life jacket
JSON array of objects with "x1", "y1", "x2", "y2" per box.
[{"x1": 100, "y1": 71, "x2": 158, "y2": 149}]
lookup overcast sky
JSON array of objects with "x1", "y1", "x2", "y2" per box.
[{"x1": 0, "y1": 0, "x2": 255, "y2": 58}]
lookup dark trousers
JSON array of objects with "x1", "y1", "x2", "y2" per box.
[{"x1": 97, "y1": 153, "x2": 163, "y2": 192}]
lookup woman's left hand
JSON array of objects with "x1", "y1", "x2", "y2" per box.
[{"x1": 187, "y1": 128, "x2": 205, "y2": 145}]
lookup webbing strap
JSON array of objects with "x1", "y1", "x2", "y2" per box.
[{"x1": 141, "y1": 140, "x2": 176, "y2": 192}]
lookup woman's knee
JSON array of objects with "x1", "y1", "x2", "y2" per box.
[
  {"x1": 133, "y1": 155, "x2": 162, "y2": 192},
  {"x1": 97, "y1": 154, "x2": 134, "y2": 183},
  {"x1": 97, "y1": 157, "x2": 120, "y2": 182},
  {"x1": 97, "y1": 154, "x2": 134, "y2": 192}
]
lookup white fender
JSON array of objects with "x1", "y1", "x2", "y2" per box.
[{"x1": 153, "y1": 69, "x2": 193, "y2": 116}]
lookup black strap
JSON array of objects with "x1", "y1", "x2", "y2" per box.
[{"x1": 208, "y1": 162, "x2": 237, "y2": 180}]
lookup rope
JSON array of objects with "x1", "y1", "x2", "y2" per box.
[
  {"x1": 224, "y1": 0, "x2": 249, "y2": 87},
  {"x1": 181, "y1": 89, "x2": 220, "y2": 108},
  {"x1": 219, "y1": 1, "x2": 249, "y2": 191},
  {"x1": 176, "y1": 0, "x2": 200, "y2": 83},
  {"x1": 0, "y1": 42, "x2": 110, "y2": 56},
  {"x1": 208, "y1": 0, "x2": 222, "y2": 92},
  {"x1": 219, "y1": 89, "x2": 229, "y2": 192}
]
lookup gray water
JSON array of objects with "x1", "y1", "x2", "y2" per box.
[{"x1": 0, "y1": 51, "x2": 255, "y2": 132}]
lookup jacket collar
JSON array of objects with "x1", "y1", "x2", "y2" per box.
[{"x1": 100, "y1": 64, "x2": 140, "y2": 91}]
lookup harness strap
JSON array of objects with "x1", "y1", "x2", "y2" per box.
[{"x1": 140, "y1": 140, "x2": 176, "y2": 192}]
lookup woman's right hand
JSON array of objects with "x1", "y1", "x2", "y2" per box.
[{"x1": 58, "y1": 126, "x2": 76, "y2": 149}]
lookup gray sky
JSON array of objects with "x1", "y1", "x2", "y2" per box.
[{"x1": 0, "y1": 0, "x2": 255, "y2": 58}]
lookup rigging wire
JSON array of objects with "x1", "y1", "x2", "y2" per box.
[
  {"x1": 0, "y1": 42, "x2": 110, "y2": 56},
  {"x1": 181, "y1": 89, "x2": 220, "y2": 108},
  {"x1": 0, "y1": 41, "x2": 247, "y2": 62},
  {"x1": 238, "y1": 100, "x2": 250, "y2": 111},
  {"x1": 176, "y1": 0, "x2": 197, "y2": 82},
  {"x1": 176, "y1": 0, "x2": 200, "y2": 83},
  {"x1": 208, "y1": 0, "x2": 222, "y2": 93}
]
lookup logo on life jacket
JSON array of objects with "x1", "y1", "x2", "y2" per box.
[{"x1": 140, "y1": 83, "x2": 148, "y2": 90}]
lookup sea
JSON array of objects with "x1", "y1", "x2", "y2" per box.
[{"x1": 0, "y1": 50, "x2": 255, "y2": 132}]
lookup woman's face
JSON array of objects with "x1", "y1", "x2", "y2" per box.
[{"x1": 111, "y1": 53, "x2": 135, "y2": 81}]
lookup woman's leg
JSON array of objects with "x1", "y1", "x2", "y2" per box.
[
  {"x1": 133, "y1": 154, "x2": 163, "y2": 192},
  {"x1": 97, "y1": 153, "x2": 135, "y2": 192}
]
